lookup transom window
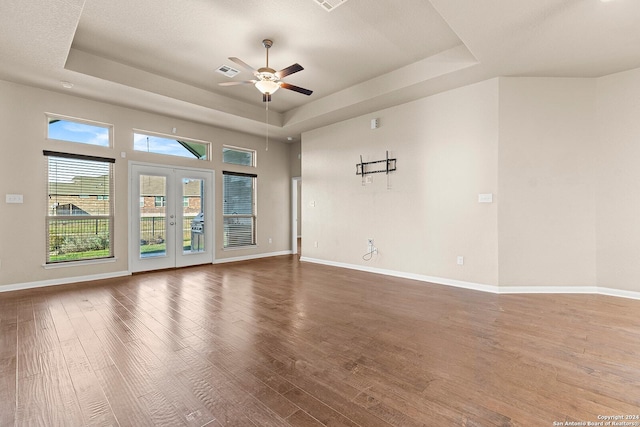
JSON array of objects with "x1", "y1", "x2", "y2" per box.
[
  {"x1": 134, "y1": 131, "x2": 209, "y2": 160},
  {"x1": 223, "y1": 146, "x2": 256, "y2": 167},
  {"x1": 47, "y1": 115, "x2": 112, "y2": 147}
]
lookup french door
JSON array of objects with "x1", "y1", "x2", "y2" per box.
[{"x1": 130, "y1": 163, "x2": 214, "y2": 272}]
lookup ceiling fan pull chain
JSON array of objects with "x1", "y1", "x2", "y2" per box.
[{"x1": 265, "y1": 101, "x2": 269, "y2": 151}]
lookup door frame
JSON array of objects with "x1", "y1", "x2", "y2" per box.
[
  {"x1": 128, "y1": 161, "x2": 215, "y2": 273},
  {"x1": 291, "y1": 176, "x2": 301, "y2": 255}
]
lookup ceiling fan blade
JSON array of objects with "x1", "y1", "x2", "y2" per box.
[
  {"x1": 228, "y1": 57, "x2": 259, "y2": 75},
  {"x1": 279, "y1": 82, "x2": 313, "y2": 96},
  {"x1": 276, "y1": 63, "x2": 304, "y2": 79},
  {"x1": 218, "y1": 80, "x2": 256, "y2": 86}
]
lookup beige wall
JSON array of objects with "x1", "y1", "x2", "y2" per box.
[
  {"x1": 4, "y1": 69, "x2": 640, "y2": 294},
  {"x1": 289, "y1": 141, "x2": 301, "y2": 177},
  {"x1": 596, "y1": 68, "x2": 640, "y2": 292},
  {"x1": 302, "y1": 79, "x2": 500, "y2": 286},
  {"x1": 498, "y1": 77, "x2": 597, "y2": 287},
  {"x1": 0, "y1": 80, "x2": 291, "y2": 288},
  {"x1": 301, "y1": 74, "x2": 640, "y2": 294}
]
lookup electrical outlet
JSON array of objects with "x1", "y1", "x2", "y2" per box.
[
  {"x1": 268, "y1": 237, "x2": 272, "y2": 244},
  {"x1": 314, "y1": 241, "x2": 318, "y2": 248},
  {"x1": 457, "y1": 256, "x2": 464, "y2": 265},
  {"x1": 367, "y1": 239, "x2": 374, "y2": 252}
]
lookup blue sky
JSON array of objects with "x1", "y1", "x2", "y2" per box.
[
  {"x1": 133, "y1": 133, "x2": 203, "y2": 159},
  {"x1": 48, "y1": 119, "x2": 110, "y2": 147},
  {"x1": 48, "y1": 118, "x2": 202, "y2": 159}
]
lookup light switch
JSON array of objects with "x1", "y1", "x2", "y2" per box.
[
  {"x1": 478, "y1": 193, "x2": 493, "y2": 203},
  {"x1": 6, "y1": 194, "x2": 23, "y2": 204}
]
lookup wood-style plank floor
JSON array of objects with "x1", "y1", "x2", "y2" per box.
[{"x1": 1, "y1": 255, "x2": 640, "y2": 426}]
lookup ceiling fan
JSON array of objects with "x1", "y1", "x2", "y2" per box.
[{"x1": 219, "y1": 39, "x2": 313, "y2": 102}]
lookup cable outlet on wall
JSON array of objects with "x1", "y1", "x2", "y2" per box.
[{"x1": 457, "y1": 256, "x2": 464, "y2": 265}]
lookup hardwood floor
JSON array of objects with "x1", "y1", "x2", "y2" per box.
[{"x1": 1, "y1": 255, "x2": 640, "y2": 426}]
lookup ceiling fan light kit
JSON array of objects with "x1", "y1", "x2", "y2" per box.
[
  {"x1": 254, "y1": 77, "x2": 279, "y2": 95},
  {"x1": 219, "y1": 39, "x2": 313, "y2": 102}
]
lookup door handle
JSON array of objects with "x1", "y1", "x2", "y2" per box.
[{"x1": 169, "y1": 222, "x2": 175, "y2": 225}]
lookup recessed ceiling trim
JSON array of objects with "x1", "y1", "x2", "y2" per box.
[{"x1": 313, "y1": 0, "x2": 349, "y2": 12}]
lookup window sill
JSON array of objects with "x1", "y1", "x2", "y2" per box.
[
  {"x1": 223, "y1": 245, "x2": 258, "y2": 252},
  {"x1": 43, "y1": 257, "x2": 118, "y2": 269}
]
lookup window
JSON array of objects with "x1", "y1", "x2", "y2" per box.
[
  {"x1": 154, "y1": 196, "x2": 166, "y2": 207},
  {"x1": 47, "y1": 115, "x2": 111, "y2": 147},
  {"x1": 44, "y1": 150, "x2": 115, "y2": 263},
  {"x1": 223, "y1": 146, "x2": 255, "y2": 167},
  {"x1": 223, "y1": 171, "x2": 257, "y2": 248},
  {"x1": 134, "y1": 131, "x2": 209, "y2": 160}
]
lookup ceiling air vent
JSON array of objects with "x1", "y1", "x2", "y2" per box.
[
  {"x1": 313, "y1": 0, "x2": 349, "y2": 12},
  {"x1": 216, "y1": 65, "x2": 240, "y2": 78}
]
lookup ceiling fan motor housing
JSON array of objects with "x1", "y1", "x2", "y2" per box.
[{"x1": 258, "y1": 67, "x2": 278, "y2": 79}]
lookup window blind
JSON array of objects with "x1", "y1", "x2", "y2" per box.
[
  {"x1": 44, "y1": 150, "x2": 115, "y2": 263},
  {"x1": 223, "y1": 171, "x2": 257, "y2": 247}
]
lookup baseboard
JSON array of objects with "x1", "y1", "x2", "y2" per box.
[
  {"x1": 214, "y1": 250, "x2": 292, "y2": 264},
  {"x1": 498, "y1": 285, "x2": 599, "y2": 294},
  {"x1": 0, "y1": 270, "x2": 131, "y2": 293},
  {"x1": 4, "y1": 257, "x2": 639, "y2": 302},
  {"x1": 299, "y1": 257, "x2": 640, "y2": 301},
  {"x1": 597, "y1": 287, "x2": 640, "y2": 300},
  {"x1": 300, "y1": 257, "x2": 500, "y2": 293}
]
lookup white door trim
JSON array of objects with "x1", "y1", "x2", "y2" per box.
[
  {"x1": 128, "y1": 161, "x2": 215, "y2": 273},
  {"x1": 291, "y1": 176, "x2": 301, "y2": 255}
]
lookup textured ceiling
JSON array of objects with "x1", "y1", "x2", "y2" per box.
[{"x1": 1, "y1": 0, "x2": 640, "y2": 141}]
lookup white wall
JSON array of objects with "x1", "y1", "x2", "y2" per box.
[
  {"x1": 596, "y1": 68, "x2": 640, "y2": 292},
  {"x1": 302, "y1": 79, "x2": 500, "y2": 286},
  {"x1": 498, "y1": 78, "x2": 597, "y2": 287},
  {"x1": 0, "y1": 80, "x2": 291, "y2": 288}
]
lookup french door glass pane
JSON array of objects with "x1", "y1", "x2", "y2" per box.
[
  {"x1": 140, "y1": 175, "x2": 166, "y2": 257},
  {"x1": 183, "y1": 178, "x2": 204, "y2": 254}
]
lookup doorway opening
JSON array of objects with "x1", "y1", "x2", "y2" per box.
[{"x1": 291, "y1": 177, "x2": 301, "y2": 257}]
